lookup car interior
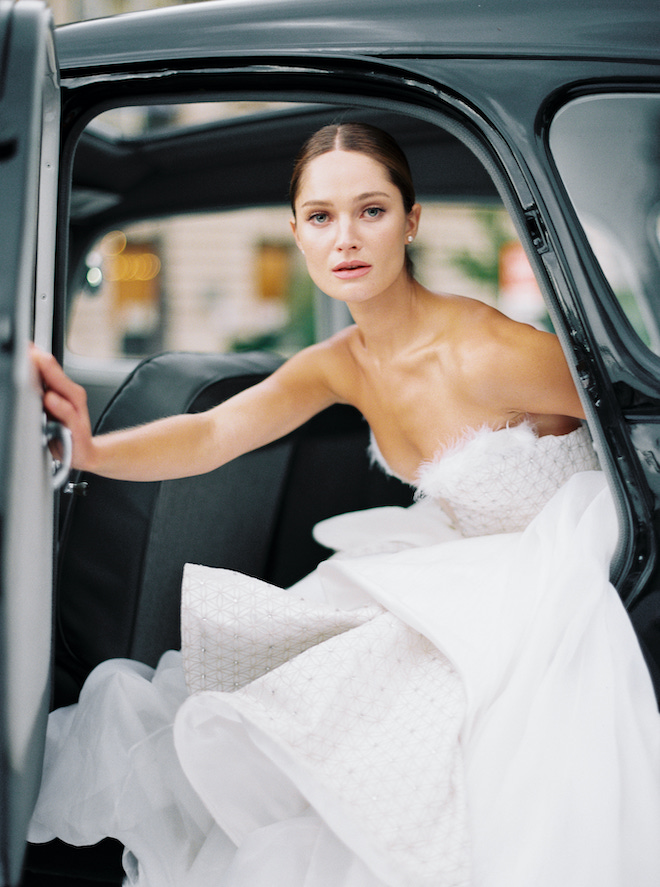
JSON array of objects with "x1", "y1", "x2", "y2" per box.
[
  {"x1": 20, "y1": 94, "x2": 519, "y2": 884},
  {"x1": 57, "y1": 98, "x2": 517, "y2": 674},
  {"x1": 22, "y1": 88, "x2": 660, "y2": 883}
]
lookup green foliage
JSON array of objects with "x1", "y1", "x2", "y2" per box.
[{"x1": 449, "y1": 208, "x2": 512, "y2": 296}]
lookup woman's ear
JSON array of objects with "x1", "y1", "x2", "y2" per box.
[
  {"x1": 405, "y1": 203, "x2": 422, "y2": 242},
  {"x1": 290, "y1": 217, "x2": 303, "y2": 253}
]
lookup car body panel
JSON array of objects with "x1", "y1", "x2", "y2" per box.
[
  {"x1": 53, "y1": 0, "x2": 660, "y2": 70},
  {"x1": 0, "y1": 2, "x2": 59, "y2": 883}
]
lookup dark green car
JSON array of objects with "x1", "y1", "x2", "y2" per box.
[{"x1": 2, "y1": 0, "x2": 660, "y2": 882}]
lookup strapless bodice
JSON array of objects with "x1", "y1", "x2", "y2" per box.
[{"x1": 370, "y1": 422, "x2": 600, "y2": 537}]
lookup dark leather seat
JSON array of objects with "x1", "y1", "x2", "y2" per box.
[{"x1": 24, "y1": 351, "x2": 413, "y2": 885}]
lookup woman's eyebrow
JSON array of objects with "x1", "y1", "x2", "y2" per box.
[
  {"x1": 300, "y1": 191, "x2": 391, "y2": 208},
  {"x1": 355, "y1": 191, "x2": 391, "y2": 201}
]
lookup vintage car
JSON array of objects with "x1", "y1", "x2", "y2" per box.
[{"x1": 2, "y1": 0, "x2": 660, "y2": 883}]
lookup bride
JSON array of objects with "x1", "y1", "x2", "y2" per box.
[{"x1": 30, "y1": 123, "x2": 660, "y2": 887}]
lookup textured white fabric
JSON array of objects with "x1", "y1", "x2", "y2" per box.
[
  {"x1": 29, "y1": 425, "x2": 660, "y2": 887},
  {"x1": 181, "y1": 567, "x2": 381, "y2": 695},
  {"x1": 370, "y1": 421, "x2": 600, "y2": 536},
  {"x1": 415, "y1": 422, "x2": 599, "y2": 535},
  {"x1": 178, "y1": 606, "x2": 469, "y2": 886}
]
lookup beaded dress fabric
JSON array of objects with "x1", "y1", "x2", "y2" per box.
[
  {"x1": 29, "y1": 425, "x2": 660, "y2": 887},
  {"x1": 369, "y1": 421, "x2": 600, "y2": 536}
]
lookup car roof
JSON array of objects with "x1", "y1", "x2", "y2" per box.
[{"x1": 55, "y1": 0, "x2": 660, "y2": 74}]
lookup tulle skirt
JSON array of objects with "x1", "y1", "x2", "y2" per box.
[{"x1": 29, "y1": 472, "x2": 660, "y2": 886}]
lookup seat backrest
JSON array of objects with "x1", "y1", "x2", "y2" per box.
[{"x1": 53, "y1": 351, "x2": 413, "y2": 707}]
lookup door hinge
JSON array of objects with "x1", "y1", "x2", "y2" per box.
[
  {"x1": 524, "y1": 208, "x2": 551, "y2": 255},
  {"x1": 0, "y1": 314, "x2": 13, "y2": 351}
]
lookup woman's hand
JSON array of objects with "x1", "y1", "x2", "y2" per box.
[
  {"x1": 30, "y1": 340, "x2": 338, "y2": 483},
  {"x1": 31, "y1": 346, "x2": 95, "y2": 472}
]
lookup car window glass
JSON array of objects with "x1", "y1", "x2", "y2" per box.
[
  {"x1": 66, "y1": 203, "x2": 548, "y2": 362},
  {"x1": 549, "y1": 94, "x2": 660, "y2": 353},
  {"x1": 86, "y1": 100, "x2": 305, "y2": 139},
  {"x1": 67, "y1": 99, "x2": 551, "y2": 367}
]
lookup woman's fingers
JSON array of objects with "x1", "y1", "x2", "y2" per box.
[
  {"x1": 31, "y1": 346, "x2": 93, "y2": 470},
  {"x1": 31, "y1": 346, "x2": 82, "y2": 404},
  {"x1": 32, "y1": 348, "x2": 86, "y2": 415},
  {"x1": 43, "y1": 387, "x2": 78, "y2": 427}
]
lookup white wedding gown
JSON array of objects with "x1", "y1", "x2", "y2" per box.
[{"x1": 29, "y1": 423, "x2": 660, "y2": 887}]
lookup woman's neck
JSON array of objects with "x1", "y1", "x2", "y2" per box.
[{"x1": 349, "y1": 278, "x2": 437, "y2": 363}]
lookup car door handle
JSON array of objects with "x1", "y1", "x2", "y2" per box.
[{"x1": 43, "y1": 418, "x2": 72, "y2": 490}]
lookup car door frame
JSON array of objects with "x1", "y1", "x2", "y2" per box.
[
  {"x1": 0, "y1": 1, "x2": 61, "y2": 883},
  {"x1": 54, "y1": 52, "x2": 659, "y2": 604}
]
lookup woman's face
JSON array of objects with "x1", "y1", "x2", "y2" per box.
[{"x1": 290, "y1": 149, "x2": 420, "y2": 305}]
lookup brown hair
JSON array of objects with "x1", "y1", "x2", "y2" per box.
[{"x1": 289, "y1": 122, "x2": 416, "y2": 276}]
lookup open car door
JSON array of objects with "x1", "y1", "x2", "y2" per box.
[{"x1": 0, "y1": 1, "x2": 63, "y2": 883}]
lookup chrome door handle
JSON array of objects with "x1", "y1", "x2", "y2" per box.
[{"x1": 43, "y1": 418, "x2": 72, "y2": 489}]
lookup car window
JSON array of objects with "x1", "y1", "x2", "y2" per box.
[
  {"x1": 85, "y1": 101, "x2": 305, "y2": 139},
  {"x1": 66, "y1": 97, "x2": 551, "y2": 393},
  {"x1": 549, "y1": 93, "x2": 660, "y2": 353},
  {"x1": 66, "y1": 202, "x2": 547, "y2": 363},
  {"x1": 68, "y1": 209, "x2": 314, "y2": 359}
]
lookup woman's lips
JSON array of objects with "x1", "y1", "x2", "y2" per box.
[{"x1": 332, "y1": 262, "x2": 372, "y2": 279}]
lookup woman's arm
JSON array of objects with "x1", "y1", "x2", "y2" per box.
[{"x1": 32, "y1": 344, "x2": 340, "y2": 482}]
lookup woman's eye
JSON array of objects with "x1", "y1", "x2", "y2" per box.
[
  {"x1": 364, "y1": 206, "x2": 384, "y2": 218},
  {"x1": 309, "y1": 212, "x2": 329, "y2": 224}
]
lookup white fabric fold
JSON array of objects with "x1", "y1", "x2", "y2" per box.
[{"x1": 28, "y1": 462, "x2": 660, "y2": 887}]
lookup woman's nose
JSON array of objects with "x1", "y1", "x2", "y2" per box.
[{"x1": 335, "y1": 216, "x2": 359, "y2": 251}]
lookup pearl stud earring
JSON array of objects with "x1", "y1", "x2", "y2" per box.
[{"x1": 407, "y1": 235, "x2": 414, "y2": 243}]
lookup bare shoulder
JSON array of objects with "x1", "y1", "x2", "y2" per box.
[
  {"x1": 450, "y1": 297, "x2": 555, "y2": 369},
  {"x1": 266, "y1": 325, "x2": 358, "y2": 406},
  {"x1": 312, "y1": 325, "x2": 362, "y2": 402},
  {"x1": 294, "y1": 325, "x2": 357, "y2": 373},
  {"x1": 446, "y1": 297, "x2": 584, "y2": 419}
]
